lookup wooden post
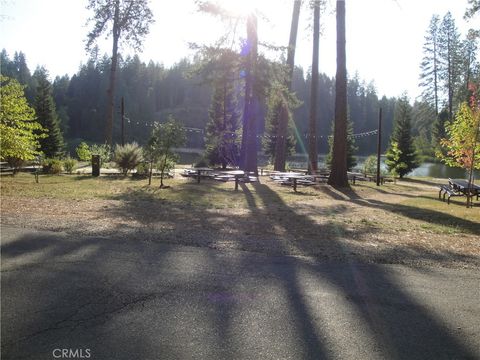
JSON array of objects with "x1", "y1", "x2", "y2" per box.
[
  {"x1": 121, "y1": 97, "x2": 125, "y2": 146},
  {"x1": 376, "y1": 108, "x2": 382, "y2": 186}
]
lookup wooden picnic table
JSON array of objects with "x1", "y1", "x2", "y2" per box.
[
  {"x1": 271, "y1": 172, "x2": 315, "y2": 192},
  {"x1": 450, "y1": 179, "x2": 480, "y2": 199},
  {"x1": 188, "y1": 167, "x2": 214, "y2": 183},
  {"x1": 287, "y1": 174, "x2": 309, "y2": 192},
  {"x1": 439, "y1": 179, "x2": 480, "y2": 205}
]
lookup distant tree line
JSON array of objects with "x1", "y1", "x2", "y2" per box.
[
  {"x1": 1, "y1": 49, "x2": 399, "y2": 157},
  {"x1": 416, "y1": 11, "x2": 479, "y2": 160}
]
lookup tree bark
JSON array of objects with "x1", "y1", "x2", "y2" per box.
[
  {"x1": 273, "y1": 0, "x2": 301, "y2": 172},
  {"x1": 105, "y1": 0, "x2": 120, "y2": 146},
  {"x1": 242, "y1": 13, "x2": 258, "y2": 174},
  {"x1": 433, "y1": 39, "x2": 439, "y2": 116},
  {"x1": 308, "y1": 0, "x2": 320, "y2": 174},
  {"x1": 328, "y1": 0, "x2": 349, "y2": 187}
]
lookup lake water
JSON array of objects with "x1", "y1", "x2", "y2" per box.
[
  {"x1": 283, "y1": 155, "x2": 480, "y2": 179},
  {"x1": 178, "y1": 150, "x2": 479, "y2": 180}
]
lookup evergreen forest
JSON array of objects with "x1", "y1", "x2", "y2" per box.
[{"x1": 1, "y1": 9, "x2": 478, "y2": 166}]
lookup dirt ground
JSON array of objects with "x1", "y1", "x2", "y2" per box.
[{"x1": 1, "y1": 175, "x2": 479, "y2": 269}]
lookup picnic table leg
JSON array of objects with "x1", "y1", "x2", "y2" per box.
[
  {"x1": 293, "y1": 178, "x2": 297, "y2": 192},
  {"x1": 235, "y1": 176, "x2": 239, "y2": 191},
  {"x1": 197, "y1": 170, "x2": 201, "y2": 184}
]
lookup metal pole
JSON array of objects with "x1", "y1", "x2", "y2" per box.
[
  {"x1": 376, "y1": 108, "x2": 382, "y2": 186},
  {"x1": 121, "y1": 97, "x2": 125, "y2": 146}
]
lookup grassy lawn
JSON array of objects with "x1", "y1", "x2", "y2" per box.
[
  {"x1": 2, "y1": 172, "x2": 479, "y2": 226},
  {"x1": 2, "y1": 172, "x2": 479, "y2": 267}
]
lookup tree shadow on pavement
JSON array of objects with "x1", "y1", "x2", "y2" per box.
[{"x1": 248, "y1": 182, "x2": 479, "y2": 359}]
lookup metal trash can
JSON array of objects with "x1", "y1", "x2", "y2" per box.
[{"x1": 92, "y1": 154, "x2": 100, "y2": 177}]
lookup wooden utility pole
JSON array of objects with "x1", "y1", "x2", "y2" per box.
[
  {"x1": 121, "y1": 96, "x2": 125, "y2": 146},
  {"x1": 376, "y1": 108, "x2": 382, "y2": 186}
]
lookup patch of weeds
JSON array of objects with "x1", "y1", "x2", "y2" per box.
[{"x1": 360, "y1": 218, "x2": 377, "y2": 227}]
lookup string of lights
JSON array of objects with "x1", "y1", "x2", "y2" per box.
[{"x1": 124, "y1": 118, "x2": 378, "y2": 139}]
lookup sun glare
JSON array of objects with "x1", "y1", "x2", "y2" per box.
[{"x1": 221, "y1": 0, "x2": 259, "y2": 17}]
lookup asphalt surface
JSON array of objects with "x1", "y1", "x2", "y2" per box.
[{"x1": 1, "y1": 226, "x2": 479, "y2": 360}]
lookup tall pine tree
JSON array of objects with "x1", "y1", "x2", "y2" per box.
[
  {"x1": 328, "y1": 0, "x2": 349, "y2": 186},
  {"x1": 204, "y1": 72, "x2": 241, "y2": 169},
  {"x1": 438, "y1": 12, "x2": 462, "y2": 120},
  {"x1": 85, "y1": 0, "x2": 154, "y2": 146},
  {"x1": 386, "y1": 96, "x2": 418, "y2": 178},
  {"x1": 33, "y1": 67, "x2": 64, "y2": 158},
  {"x1": 263, "y1": 85, "x2": 297, "y2": 163},
  {"x1": 419, "y1": 15, "x2": 441, "y2": 116}
]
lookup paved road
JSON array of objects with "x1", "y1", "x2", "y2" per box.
[{"x1": 1, "y1": 226, "x2": 479, "y2": 360}]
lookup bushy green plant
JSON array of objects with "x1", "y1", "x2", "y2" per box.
[
  {"x1": 75, "y1": 142, "x2": 91, "y2": 161},
  {"x1": 146, "y1": 117, "x2": 186, "y2": 188},
  {"x1": 385, "y1": 141, "x2": 408, "y2": 178},
  {"x1": 5, "y1": 157, "x2": 25, "y2": 175},
  {"x1": 63, "y1": 156, "x2": 77, "y2": 174},
  {"x1": 90, "y1": 144, "x2": 112, "y2": 165},
  {"x1": 113, "y1": 142, "x2": 143, "y2": 175},
  {"x1": 42, "y1": 158, "x2": 63, "y2": 174},
  {"x1": 136, "y1": 162, "x2": 150, "y2": 176},
  {"x1": 363, "y1": 155, "x2": 377, "y2": 175},
  {"x1": 386, "y1": 95, "x2": 418, "y2": 178},
  {"x1": 158, "y1": 157, "x2": 176, "y2": 176}
]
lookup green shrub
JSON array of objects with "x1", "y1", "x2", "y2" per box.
[
  {"x1": 42, "y1": 158, "x2": 63, "y2": 174},
  {"x1": 63, "y1": 157, "x2": 77, "y2": 174},
  {"x1": 75, "y1": 142, "x2": 91, "y2": 161},
  {"x1": 136, "y1": 162, "x2": 150, "y2": 175},
  {"x1": 159, "y1": 157, "x2": 176, "y2": 175},
  {"x1": 5, "y1": 157, "x2": 25, "y2": 175},
  {"x1": 363, "y1": 155, "x2": 377, "y2": 175},
  {"x1": 113, "y1": 142, "x2": 143, "y2": 175}
]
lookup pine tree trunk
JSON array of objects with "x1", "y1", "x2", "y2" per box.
[
  {"x1": 308, "y1": 0, "x2": 320, "y2": 174},
  {"x1": 273, "y1": 0, "x2": 301, "y2": 172},
  {"x1": 242, "y1": 14, "x2": 258, "y2": 174},
  {"x1": 433, "y1": 40, "x2": 439, "y2": 116},
  {"x1": 159, "y1": 155, "x2": 167, "y2": 188},
  {"x1": 105, "y1": 0, "x2": 120, "y2": 146},
  {"x1": 328, "y1": 0, "x2": 349, "y2": 187},
  {"x1": 148, "y1": 159, "x2": 153, "y2": 186},
  {"x1": 274, "y1": 103, "x2": 288, "y2": 171},
  {"x1": 447, "y1": 32, "x2": 453, "y2": 120}
]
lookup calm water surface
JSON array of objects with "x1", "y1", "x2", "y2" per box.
[{"x1": 179, "y1": 151, "x2": 479, "y2": 180}]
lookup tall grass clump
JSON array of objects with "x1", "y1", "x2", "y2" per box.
[{"x1": 113, "y1": 142, "x2": 143, "y2": 175}]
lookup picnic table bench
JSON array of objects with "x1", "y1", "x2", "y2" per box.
[
  {"x1": 270, "y1": 172, "x2": 316, "y2": 192},
  {"x1": 438, "y1": 178, "x2": 480, "y2": 204},
  {"x1": 181, "y1": 167, "x2": 215, "y2": 183}
]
